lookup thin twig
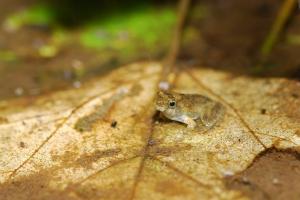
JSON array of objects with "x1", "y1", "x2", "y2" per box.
[
  {"x1": 259, "y1": 0, "x2": 297, "y2": 60},
  {"x1": 159, "y1": 0, "x2": 191, "y2": 90}
]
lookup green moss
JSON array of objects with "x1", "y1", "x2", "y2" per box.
[
  {"x1": 3, "y1": 3, "x2": 187, "y2": 63},
  {"x1": 3, "y1": 3, "x2": 56, "y2": 31},
  {"x1": 80, "y1": 6, "x2": 176, "y2": 55}
]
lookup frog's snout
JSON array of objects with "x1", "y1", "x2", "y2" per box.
[{"x1": 155, "y1": 105, "x2": 165, "y2": 112}]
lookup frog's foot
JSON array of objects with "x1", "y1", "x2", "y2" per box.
[{"x1": 182, "y1": 116, "x2": 197, "y2": 129}]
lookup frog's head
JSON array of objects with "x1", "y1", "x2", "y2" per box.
[{"x1": 155, "y1": 91, "x2": 178, "y2": 112}]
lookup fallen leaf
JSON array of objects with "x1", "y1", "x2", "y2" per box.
[{"x1": 0, "y1": 62, "x2": 299, "y2": 200}]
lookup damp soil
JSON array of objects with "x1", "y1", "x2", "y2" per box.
[
  {"x1": 225, "y1": 148, "x2": 300, "y2": 200},
  {"x1": 183, "y1": 0, "x2": 300, "y2": 79}
]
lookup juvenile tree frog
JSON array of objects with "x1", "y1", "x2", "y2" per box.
[{"x1": 155, "y1": 91, "x2": 224, "y2": 129}]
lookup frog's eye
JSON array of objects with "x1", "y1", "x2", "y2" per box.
[{"x1": 169, "y1": 100, "x2": 176, "y2": 108}]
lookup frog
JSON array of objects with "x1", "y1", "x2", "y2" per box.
[{"x1": 155, "y1": 91, "x2": 224, "y2": 129}]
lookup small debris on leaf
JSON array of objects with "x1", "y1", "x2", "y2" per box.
[{"x1": 111, "y1": 120, "x2": 117, "y2": 128}]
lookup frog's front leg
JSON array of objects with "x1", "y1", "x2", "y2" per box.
[{"x1": 181, "y1": 115, "x2": 197, "y2": 129}]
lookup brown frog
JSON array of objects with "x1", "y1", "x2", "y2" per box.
[{"x1": 156, "y1": 91, "x2": 224, "y2": 129}]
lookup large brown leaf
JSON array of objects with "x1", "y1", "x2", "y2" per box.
[{"x1": 0, "y1": 62, "x2": 299, "y2": 200}]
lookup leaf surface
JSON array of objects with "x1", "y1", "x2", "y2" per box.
[{"x1": 0, "y1": 62, "x2": 299, "y2": 200}]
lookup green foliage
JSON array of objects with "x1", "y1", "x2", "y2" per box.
[
  {"x1": 3, "y1": 3, "x2": 56, "y2": 30},
  {"x1": 80, "y1": 6, "x2": 176, "y2": 53}
]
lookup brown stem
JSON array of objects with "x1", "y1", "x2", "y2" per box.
[{"x1": 159, "y1": 0, "x2": 191, "y2": 90}]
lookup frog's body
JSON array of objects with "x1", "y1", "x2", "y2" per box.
[{"x1": 156, "y1": 91, "x2": 224, "y2": 129}]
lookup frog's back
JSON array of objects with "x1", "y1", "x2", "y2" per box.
[
  {"x1": 177, "y1": 94, "x2": 213, "y2": 116},
  {"x1": 180, "y1": 93, "x2": 213, "y2": 106}
]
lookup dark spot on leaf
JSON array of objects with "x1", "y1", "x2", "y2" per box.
[
  {"x1": 260, "y1": 108, "x2": 267, "y2": 114},
  {"x1": 111, "y1": 120, "x2": 117, "y2": 128},
  {"x1": 291, "y1": 93, "x2": 299, "y2": 99},
  {"x1": 19, "y1": 142, "x2": 25, "y2": 148}
]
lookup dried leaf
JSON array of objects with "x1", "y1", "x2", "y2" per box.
[{"x1": 0, "y1": 62, "x2": 299, "y2": 200}]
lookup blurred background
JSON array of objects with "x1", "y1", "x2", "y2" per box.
[{"x1": 0, "y1": 0, "x2": 299, "y2": 100}]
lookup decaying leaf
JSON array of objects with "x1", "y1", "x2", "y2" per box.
[{"x1": 0, "y1": 62, "x2": 299, "y2": 200}]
